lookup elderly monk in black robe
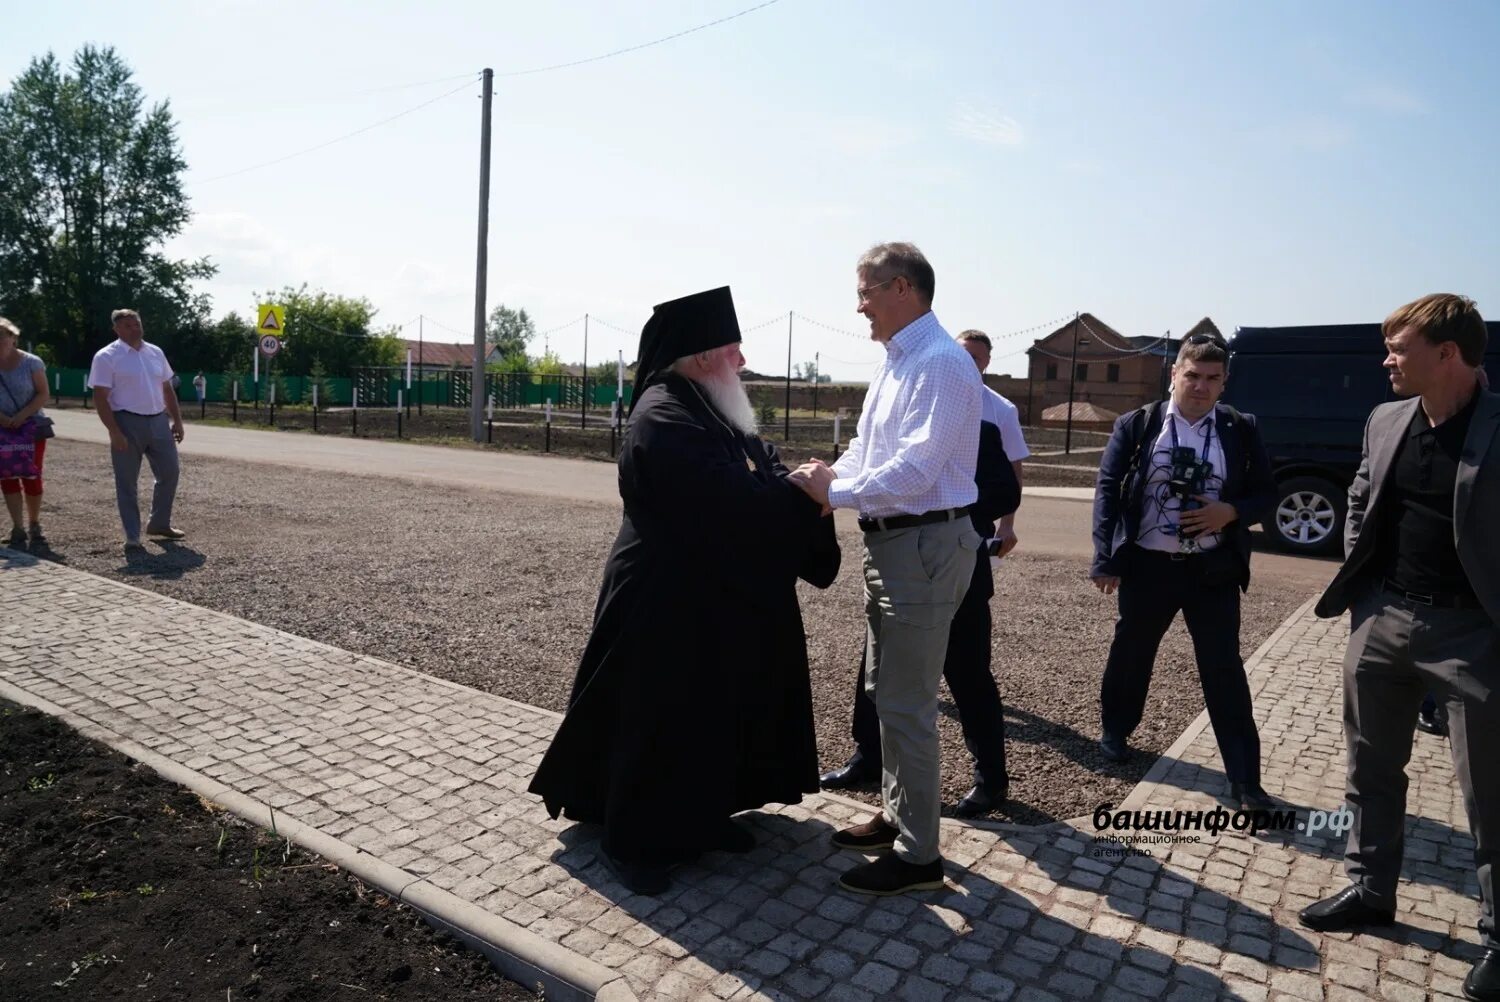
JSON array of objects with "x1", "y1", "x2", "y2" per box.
[{"x1": 528, "y1": 286, "x2": 840, "y2": 895}]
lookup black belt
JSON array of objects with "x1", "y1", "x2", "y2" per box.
[
  {"x1": 858, "y1": 506, "x2": 969, "y2": 533},
  {"x1": 115, "y1": 410, "x2": 164, "y2": 418},
  {"x1": 1382, "y1": 580, "x2": 1483, "y2": 610},
  {"x1": 1136, "y1": 546, "x2": 1226, "y2": 563}
]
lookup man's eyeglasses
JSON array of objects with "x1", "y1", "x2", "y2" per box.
[{"x1": 856, "y1": 277, "x2": 897, "y2": 304}]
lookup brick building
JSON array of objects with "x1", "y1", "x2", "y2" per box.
[{"x1": 1019, "y1": 314, "x2": 1219, "y2": 423}]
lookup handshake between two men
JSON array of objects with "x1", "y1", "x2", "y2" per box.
[{"x1": 786, "y1": 458, "x2": 836, "y2": 515}]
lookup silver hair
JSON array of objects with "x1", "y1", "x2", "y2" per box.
[
  {"x1": 111, "y1": 308, "x2": 140, "y2": 324},
  {"x1": 857, "y1": 242, "x2": 935, "y2": 304},
  {"x1": 668, "y1": 343, "x2": 735, "y2": 376}
]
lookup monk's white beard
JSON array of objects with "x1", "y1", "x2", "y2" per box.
[{"x1": 696, "y1": 368, "x2": 757, "y2": 436}]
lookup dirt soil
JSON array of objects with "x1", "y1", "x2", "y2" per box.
[
  {"x1": 22, "y1": 440, "x2": 1313, "y2": 829},
  {"x1": 0, "y1": 699, "x2": 536, "y2": 1001}
]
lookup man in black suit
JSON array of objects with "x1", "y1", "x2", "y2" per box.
[
  {"x1": 1298, "y1": 294, "x2": 1500, "y2": 1002},
  {"x1": 1090, "y1": 333, "x2": 1277, "y2": 809}
]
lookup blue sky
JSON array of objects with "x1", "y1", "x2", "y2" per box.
[{"x1": 6, "y1": 0, "x2": 1498, "y2": 380}]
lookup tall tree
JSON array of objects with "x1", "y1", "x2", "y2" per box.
[
  {"x1": 0, "y1": 46, "x2": 214, "y2": 367},
  {"x1": 156, "y1": 311, "x2": 254, "y2": 374},
  {"x1": 257, "y1": 285, "x2": 403, "y2": 377},
  {"x1": 486, "y1": 304, "x2": 535, "y2": 360}
]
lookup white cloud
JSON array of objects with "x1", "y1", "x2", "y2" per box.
[
  {"x1": 949, "y1": 102, "x2": 1025, "y2": 147},
  {"x1": 1347, "y1": 84, "x2": 1426, "y2": 115}
]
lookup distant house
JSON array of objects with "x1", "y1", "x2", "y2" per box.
[
  {"x1": 397, "y1": 339, "x2": 504, "y2": 369},
  {"x1": 1022, "y1": 313, "x2": 1215, "y2": 423},
  {"x1": 1040, "y1": 400, "x2": 1120, "y2": 430}
]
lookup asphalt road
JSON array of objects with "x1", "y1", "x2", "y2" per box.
[{"x1": 49, "y1": 408, "x2": 1336, "y2": 593}]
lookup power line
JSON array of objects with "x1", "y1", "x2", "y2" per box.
[
  {"x1": 536, "y1": 316, "x2": 585, "y2": 338},
  {"x1": 794, "y1": 313, "x2": 869, "y2": 341},
  {"x1": 180, "y1": 73, "x2": 483, "y2": 117},
  {"x1": 987, "y1": 312, "x2": 1075, "y2": 342},
  {"x1": 1076, "y1": 314, "x2": 1170, "y2": 355},
  {"x1": 496, "y1": 0, "x2": 782, "y2": 78},
  {"x1": 190, "y1": 77, "x2": 478, "y2": 185},
  {"x1": 739, "y1": 315, "x2": 785, "y2": 335},
  {"x1": 418, "y1": 315, "x2": 473, "y2": 338},
  {"x1": 589, "y1": 317, "x2": 637, "y2": 336}
]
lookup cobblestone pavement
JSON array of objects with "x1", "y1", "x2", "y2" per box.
[{"x1": 0, "y1": 550, "x2": 1485, "y2": 1001}]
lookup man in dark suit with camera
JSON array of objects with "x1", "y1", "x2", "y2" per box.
[
  {"x1": 1299, "y1": 294, "x2": 1500, "y2": 1001},
  {"x1": 1090, "y1": 333, "x2": 1277, "y2": 809}
]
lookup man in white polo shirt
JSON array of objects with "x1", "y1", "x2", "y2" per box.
[{"x1": 89, "y1": 309, "x2": 186, "y2": 552}]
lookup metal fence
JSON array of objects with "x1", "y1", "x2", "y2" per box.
[{"x1": 44, "y1": 365, "x2": 635, "y2": 413}]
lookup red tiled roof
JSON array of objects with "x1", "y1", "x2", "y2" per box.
[
  {"x1": 1041, "y1": 401, "x2": 1119, "y2": 422},
  {"x1": 399, "y1": 340, "x2": 479, "y2": 367}
]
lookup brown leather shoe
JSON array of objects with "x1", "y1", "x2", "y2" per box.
[
  {"x1": 838, "y1": 850, "x2": 945, "y2": 896},
  {"x1": 831, "y1": 812, "x2": 899, "y2": 851}
]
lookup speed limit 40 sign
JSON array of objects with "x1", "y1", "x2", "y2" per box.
[{"x1": 259, "y1": 333, "x2": 281, "y2": 357}]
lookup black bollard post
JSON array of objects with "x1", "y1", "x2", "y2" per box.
[
  {"x1": 352, "y1": 409, "x2": 358, "y2": 437},
  {"x1": 487, "y1": 418, "x2": 493, "y2": 444}
]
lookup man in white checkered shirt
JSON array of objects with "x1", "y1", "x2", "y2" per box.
[{"x1": 789, "y1": 242, "x2": 982, "y2": 895}]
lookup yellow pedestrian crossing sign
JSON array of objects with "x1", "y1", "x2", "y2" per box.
[{"x1": 257, "y1": 304, "x2": 286, "y2": 337}]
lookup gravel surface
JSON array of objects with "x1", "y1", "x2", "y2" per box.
[{"x1": 23, "y1": 439, "x2": 1313, "y2": 827}]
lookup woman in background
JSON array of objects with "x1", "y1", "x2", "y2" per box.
[{"x1": 0, "y1": 317, "x2": 51, "y2": 548}]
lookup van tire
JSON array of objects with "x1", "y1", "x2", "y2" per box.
[{"x1": 1270, "y1": 476, "x2": 1346, "y2": 556}]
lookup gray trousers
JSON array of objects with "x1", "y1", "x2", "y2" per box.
[
  {"x1": 863, "y1": 517, "x2": 980, "y2": 864},
  {"x1": 110, "y1": 411, "x2": 179, "y2": 541},
  {"x1": 1342, "y1": 588, "x2": 1500, "y2": 947}
]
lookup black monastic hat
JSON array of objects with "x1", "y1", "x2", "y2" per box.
[{"x1": 630, "y1": 286, "x2": 741, "y2": 414}]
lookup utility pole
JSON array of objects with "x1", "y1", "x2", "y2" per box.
[
  {"x1": 784, "y1": 311, "x2": 793, "y2": 441},
  {"x1": 1065, "y1": 312, "x2": 1088, "y2": 454},
  {"x1": 1160, "y1": 329, "x2": 1171, "y2": 398},
  {"x1": 470, "y1": 68, "x2": 493, "y2": 442},
  {"x1": 811, "y1": 351, "x2": 820, "y2": 419},
  {"x1": 581, "y1": 313, "x2": 589, "y2": 428},
  {"x1": 1026, "y1": 348, "x2": 1035, "y2": 427},
  {"x1": 418, "y1": 315, "x2": 424, "y2": 414}
]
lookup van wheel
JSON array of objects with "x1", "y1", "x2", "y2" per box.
[{"x1": 1271, "y1": 477, "x2": 1346, "y2": 555}]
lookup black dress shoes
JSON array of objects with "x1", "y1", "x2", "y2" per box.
[
  {"x1": 1099, "y1": 734, "x2": 1130, "y2": 763},
  {"x1": 1297, "y1": 885, "x2": 1395, "y2": 932},
  {"x1": 1225, "y1": 782, "x2": 1275, "y2": 811},
  {"x1": 1464, "y1": 948, "x2": 1500, "y2": 1000},
  {"x1": 820, "y1": 755, "x2": 881, "y2": 790},
  {"x1": 1417, "y1": 711, "x2": 1449, "y2": 737},
  {"x1": 955, "y1": 783, "x2": 1008, "y2": 818}
]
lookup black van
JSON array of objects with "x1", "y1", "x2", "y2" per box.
[{"x1": 1221, "y1": 322, "x2": 1500, "y2": 555}]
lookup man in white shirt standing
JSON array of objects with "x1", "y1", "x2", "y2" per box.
[
  {"x1": 957, "y1": 330, "x2": 1030, "y2": 556},
  {"x1": 789, "y1": 242, "x2": 982, "y2": 895},
  {"x1": 89, "y1": 309, "x2": 186, "y2": 552}
]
